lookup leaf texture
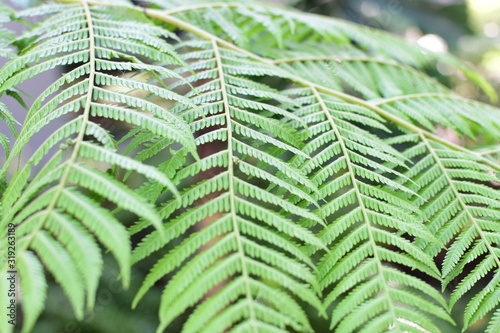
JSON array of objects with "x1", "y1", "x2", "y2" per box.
[
  {"x1": 0, "y1": 1, "x2": 499, "y2": 333},
  {"x1": 131, "y1": 38, "x2": 324, "y2": 333},
  {"x1": 0, "y1": 2, "x2": 195, "y2": 331}
]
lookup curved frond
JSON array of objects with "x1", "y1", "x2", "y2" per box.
[
  {"x1": 132, "y1": 37, "x2": 324, "y2": 333},
  {"x1": 1, "y1": 1, "x2": 499, "y2": 333},
  {"x1": 283, "y1": 86, "x2": 452, "y2": 333},
  {"x1": 151, "y1": 1, "x2": 497, "y2": 101},
  {"x1": 0, "y1": 2, "x2": 196, "y2": 329},
  {"x1": 391, "y1": 133, "x2": 500, "y2": 331}
]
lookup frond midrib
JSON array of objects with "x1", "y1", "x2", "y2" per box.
[
  {"x1": 118, "y1": 3, "x2": 500, "y2": 174},
  {"x1": 212, "y1": 38, "x2": 259, "y2": 333},
  {"x1": 420, "y1": 132, "x2": 500, "y2": 273},
  {"x1": 3, "y1": 1, "x2": 500, "y2": 332},
  {"x1": 13, "y1": 1, "x2": 97, "y2": 258},
  {"x1": 311, "y1": 86, "x2": 403, "y2": 330}
]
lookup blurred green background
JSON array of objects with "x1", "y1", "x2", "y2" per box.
[{"x1": 15, "y1": 1, "x2": 498, "y2": 332}]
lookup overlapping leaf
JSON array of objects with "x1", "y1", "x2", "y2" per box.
[
  {"x1": 0, "y1": 1, "x2": 499, "y2": 333},
  {"x1": 0, "y1": 3, "x2": 195, "y2": 332},
  {"x1": 280, "y1": 87, "x2": 452, "y2": 333},
  {"x1": 131, "y1": 38, "x2": 324, "y2": 333},
  {"x1": 389, "y1": 133, "x2": 500, "y2": 332}
]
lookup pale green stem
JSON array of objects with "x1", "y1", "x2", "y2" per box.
[
  {"x1": 212, "y1": 39, "x2": 259, "y2": 333},
  {"x1": 420, "y1": 132, "x2": 500, "y2": 271},
  {"x1": 273, "y1": 56, "x2": 448, "y2": 88},
  {"x1": 480, "y1": 148, "x2": 500, "y2": 157},
  {"x1": 17, "y1": 1, "x2": 96, "y2": 255},
  {"x1": 373, "y1": 92, "x2": 471, "y2": 105},
  {"x1": 313, "y1": 85, "x2": 402, "y2": 331},
  {"x1": 45, "y1": 0, "x2": 500, "y2": 173},
  {"x1": 145, "y1": 6, "x2": 500, "y2": 173}
]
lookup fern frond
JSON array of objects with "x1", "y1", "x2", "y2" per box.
[
  {"x1": 131, "y1": 37, "x2": 324, "y2": 333},
  {"x1": 375, "y1": 94, "x2": 500, "y2": 140},
  {"x1": 282, "y1": 86, "x2": 451, "y2": 332},
  {"x1": 0, "y1": 2, "x2": 196, "y2": 330},
  {"x1": 151, "y1": 1, "x2": 497, "y2": 102},
  {"x1": 0, "y1": 101, "x2": 15, "y2": 159},
  {"x1": 0, "y1": 7, "x2": 16, "y2": 160},
  {"x1": 1, "y1": 1, "x2": 500, "y2": 332},
  {"x1": 270, "y1": 51, "x2": 500, "y2": 140},
  {"x1": 0, "y1": 3, "x2": 14, "y2": 60},
  {"x1": 119, "y1": 3, "x2": 500, "y2": 332},
  {"x1": 391, "y1": 133, "x2": 500, "y2": 331},
  {"x1": 274, "y1": 54, "x2": 448, "y2": 97}
]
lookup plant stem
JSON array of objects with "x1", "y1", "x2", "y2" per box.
[{"x1": 49, "y1": 0, "x2": 500, "y2": 174}]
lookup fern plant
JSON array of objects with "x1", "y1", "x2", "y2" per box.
[{"x1": 0, "y1": 0, "x2": 499, "y2": 332}]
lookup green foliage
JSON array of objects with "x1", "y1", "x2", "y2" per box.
[{"x1": 0, "y1": 1, "x2": 499, "y2": 332}]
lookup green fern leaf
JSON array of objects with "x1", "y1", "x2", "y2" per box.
[
  {"x1": 0, "y1": 2, "x2": 196, "y2": 329},
  {"x1": 391, "y1": 133, "x2": 500, "y2": 331},
  {"x1": 1, "y1": 1, "x2": 500, "y2": 332},
  {"x1": 131, "y1": 36, "x2": 324, "y2": 333}
]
